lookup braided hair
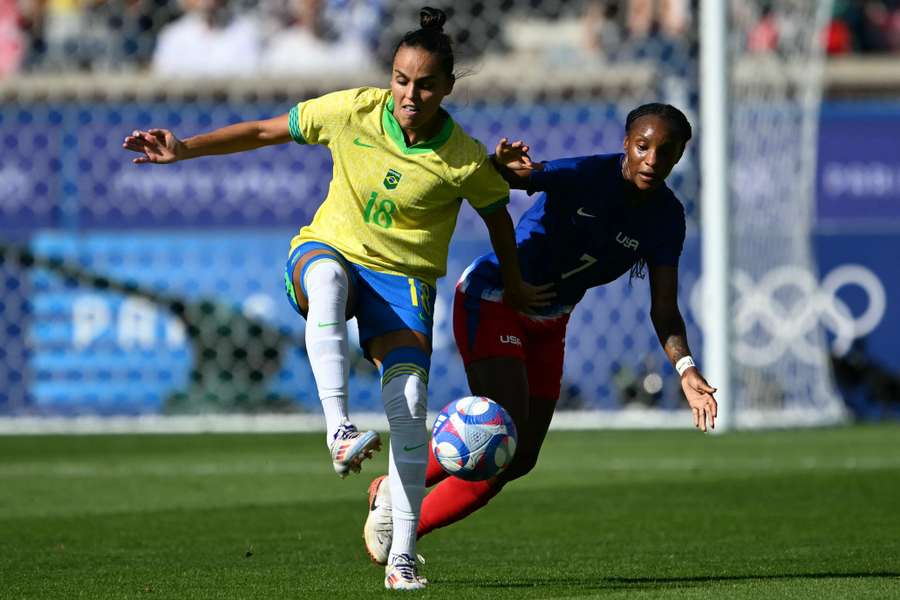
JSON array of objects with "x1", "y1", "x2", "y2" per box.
[
  {"x1": 625, "y1": 103, "x2": 692, "y2": 144},
  {"x1": 394, "y1": 7, "x2": 455, "y2": 81}
]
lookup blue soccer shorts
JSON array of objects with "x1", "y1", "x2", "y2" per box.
[{"x1": 284, "y1": 241, "x2": 436, "y2": 347}]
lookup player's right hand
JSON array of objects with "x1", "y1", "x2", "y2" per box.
[
  {"x1": 504, "y1": 281, "x2": 555, "y2": 313},
  {"x1": 494, "y1": 137, "x2": 534, "y2": 172},
  {"x1": 122, "y1": 129, "x2": 183, "y2": 164}
]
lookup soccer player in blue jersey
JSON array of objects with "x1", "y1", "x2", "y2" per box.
[{"x1": 364, "y1": 103, "x2": 719, "y2": 561}]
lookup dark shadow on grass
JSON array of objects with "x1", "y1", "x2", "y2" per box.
[{"x1": 439, "y1": 571, "x2": 900, "y2": 590}]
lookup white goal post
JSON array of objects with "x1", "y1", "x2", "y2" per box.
[{"x1": 700, "y1": 0, "x2": 846, "y2": 430}]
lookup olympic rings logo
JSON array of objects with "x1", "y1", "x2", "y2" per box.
[{"x1": 690, "y1": 264, "x2": 886, "y2": 367}]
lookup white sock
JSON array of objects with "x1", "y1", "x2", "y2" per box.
[
  {"x1": 303, "y1": 259, "x2": 351, "y2": 447},
  {"x1": 382, "y1": 373, "x2": 428, "y2": 562}
]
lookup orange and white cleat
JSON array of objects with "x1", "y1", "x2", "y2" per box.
[{"x1": 363, "y1": 475, "x2": 392, "y2": 565}]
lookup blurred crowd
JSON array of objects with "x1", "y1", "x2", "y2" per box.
[
  {"x1": 732, "y1": 0, "x2": 900, "y2": 55},
  {"x1": 0, "y1": 0, "x2": 389, "y2": 77},
  {"x1": 0, "y1": 0, "x2": 898, "y2": 79}
]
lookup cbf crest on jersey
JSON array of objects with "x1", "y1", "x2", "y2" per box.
[{"x1": 383, "y1": 169, "x2": 402, "y2": 190}]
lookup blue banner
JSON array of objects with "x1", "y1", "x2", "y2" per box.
[{"x1": 817, "y1": 103, "x2": 900, "y2": 226}]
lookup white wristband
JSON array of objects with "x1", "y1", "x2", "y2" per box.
[{"x1": 675, "y1": 356, "x2": 696, "y2": 376}]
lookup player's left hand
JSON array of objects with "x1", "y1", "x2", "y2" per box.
[
  {"x1": 681, "y1": 369, "x2": 717, "y2": 432},
  {"x1": 494, "y1": 138, "x2": 534, "y2": 171},
  {"x1": 503, "y1": 281, "x2": 555, "y2": 313}
]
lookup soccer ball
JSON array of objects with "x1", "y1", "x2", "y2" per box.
[{"x1": 431, "y1": 396, "x2": 517, "y2": 481}]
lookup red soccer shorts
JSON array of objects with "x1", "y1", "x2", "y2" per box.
[{"x1": 452, "y1": 286, "x2": 570, "y2": 399}]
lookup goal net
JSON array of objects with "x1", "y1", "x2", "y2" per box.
[
  {"x1": 0, "y1": 0, "x2": 844, "y2": 431},
  {"x1": 720, "y1": 0, "x2": 846, "y2": 427}
]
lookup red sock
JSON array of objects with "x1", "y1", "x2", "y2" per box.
[{"x1": 417, "y1": 475, "x2": 504, "y2": 538}]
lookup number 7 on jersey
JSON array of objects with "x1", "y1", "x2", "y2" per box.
[{"x1": 561, "y1": 253, "x2": 598, "y2": 279}]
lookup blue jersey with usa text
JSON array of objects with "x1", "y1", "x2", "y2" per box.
[{"x1": 460, "y1": 153, "x2": 686, "y2": 317}]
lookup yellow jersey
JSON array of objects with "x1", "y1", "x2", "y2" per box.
[{"x1": 287, "y1": 87, "x2": 509, "y2": 286}]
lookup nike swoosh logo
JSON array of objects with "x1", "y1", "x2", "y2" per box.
[
  {"x1": 317, "y1": 321, "x2": 339, "y2": 328},
  {"x1": 403, "y1": 442, "x2": 427, "y2": 452},
  {"x1": 576, "y1": 207, "x2": 597, "y2": 218},
  {"x1": 353, "y1": 137, "x2": 375, "y2": 148}
]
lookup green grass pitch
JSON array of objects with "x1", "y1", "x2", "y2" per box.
[{"x1": 2, "y1": 425, "x2": 898, "y2": 599}]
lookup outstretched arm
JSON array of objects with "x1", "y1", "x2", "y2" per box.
[
  {"x1": 481, "y1": 208, "x2": 554, "y2": 312},
  {"x1": 649, "y1": 265, "x2": 718, "y2": 432},
  {"x1": 490, "y1": 138, "x2": 544, "y2": 189},
  {"x1": 122, "y1": 113, "x2": 293, "y2": 164}
]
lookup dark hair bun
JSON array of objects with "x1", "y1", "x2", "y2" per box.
[{"x1": 420, "y1": 7, "x2": 446, "y2": 31}]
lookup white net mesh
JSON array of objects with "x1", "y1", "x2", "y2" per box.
[
  {"x1": 717, "y1": 0, "x2": 846, "y2": 426},
  {"x1": 0, "y1": 1, "x2": 843, "y2": 428}
]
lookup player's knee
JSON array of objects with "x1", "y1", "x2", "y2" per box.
[
  {"x1": 381, "y1": 346, "x2": 430, "y2": 420},
  {"x1": 479, "y1": 477, "x2": 507, "y2": 498},
  {"x1": 304, "y1": 258, "x2": 347, "y2": 295},
  {"x1": 501, "y1": 450, "x2": 540, "y2": 482}
]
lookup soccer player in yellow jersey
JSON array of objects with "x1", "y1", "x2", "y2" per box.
[{"x1": 122, "y1": 7, "x2": 551, "y2": 590}]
